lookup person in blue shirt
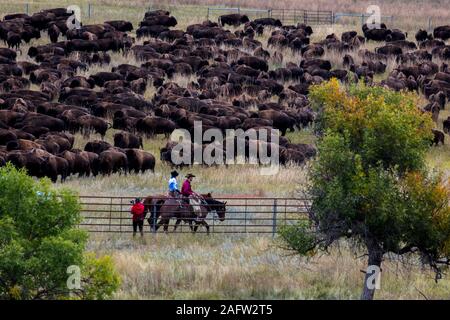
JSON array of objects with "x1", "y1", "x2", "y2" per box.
[{"x1": 168, "y1": 170, "x2": 180, "y2": 197}]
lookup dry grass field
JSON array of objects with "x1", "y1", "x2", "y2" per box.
[
  {"x1": 2, "y1": 0, "x2": 450, "y2": 299},
  {"x1": 89, "y1": 235, "x2": 450, "y2": 299}
]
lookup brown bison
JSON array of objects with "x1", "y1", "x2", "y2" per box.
[
  {"x1": 114, "y1": 131, "x2": 143, "y2": 149},
  {"x1": 125, "y1": 148, "x2": 156, "y2": 173},
  {"x1": 219, "y1": 14, "x2": 250, "y2": 27},
  {"x1": 136, "y1": 116, "x2": 177, "y2": 138},
  {"x1": 97, "y1": 149, "x2": 128, "y2": 175}
]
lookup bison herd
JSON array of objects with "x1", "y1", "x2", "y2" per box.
[{"x1": 0, "y1": 8, "x2": 449, "y2": 182}]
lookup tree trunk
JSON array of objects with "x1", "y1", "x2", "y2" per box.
[{"x1": 361, "y1": 244, "x2": 383, "y2": 300}]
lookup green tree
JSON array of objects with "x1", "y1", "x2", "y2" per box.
[
  {"x1": 280, "y1": 79, "x2": 450, "y2": 300},
  {"x1": 0, "y1": 164, "x2": 120, "y2": 299}
]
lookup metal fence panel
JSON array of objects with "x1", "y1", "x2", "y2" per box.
[{"x1": 78, "y1": 195, "x2": 310, "y2": 235}]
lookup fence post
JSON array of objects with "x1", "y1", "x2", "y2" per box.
[
  {"x1": 284, "y1": 199, "x2": 287, "y2": 226},
  {"x1": 119, "y1": 197, "x2": 123, "y2": 233},
  {"x1": 244, "y1": 199, "x2": 247, "y2": 233},
  {"x1": 428, "y1": 17, "x2": 432, "y2": 33},
  {"x1": 88, "y1": 3, "x2": 92, "y2": 19},
  {"x1": 109, "y1": 197, "x2": 112, "y2": 232},
  {"x1": 152, "y1": 203, "x2": 157, "y2": 234},
  {"x1": 272, "y1": 199, "x2": 277, "y2": 237},
  {"x1": 25, "y1": 3, "x2": 29, "y2": 15},
  {"x1": 207, "y1": 8, "x2": 209, "y2": 21}
]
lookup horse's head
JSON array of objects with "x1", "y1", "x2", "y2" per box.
[
  {"x1": 215, "y1": 200, "x2": 227, "y2": 222},
  {"x1": 204, "y1": 196, "x2": 227, "y2": 221}
]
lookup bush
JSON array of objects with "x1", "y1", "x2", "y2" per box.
[{"x1": 0, "y1": 164, "x2": 120, "y2": 299}]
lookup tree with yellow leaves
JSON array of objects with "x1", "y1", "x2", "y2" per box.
[{"x1": 279, "y1": 79, "x2": 450, "y2": 300}]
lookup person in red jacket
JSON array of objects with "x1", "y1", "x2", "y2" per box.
[
  {"x1": 181, "y1": 174, "x2": 202, "y2": 221},
  {"x1": 181, "y1": 173, "x2": 197, "y2": 197},
  {"x1": 130, "y1": 198, "x2": 145, "y2": 237}
]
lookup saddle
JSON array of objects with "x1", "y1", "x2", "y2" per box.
[{"x1": 189, "y1": 197, "x2": 202, "y2": 216}]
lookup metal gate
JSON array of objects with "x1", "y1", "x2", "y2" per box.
[
  {"x1": 207, "y1": 7, "x2": 333, "y2": 25},
  {"x1": 270, "y1": 9, "x2": 334, "y2": 25},
  {"x1": 79, "y1": 195, "x2": 310, "y2": 235}
]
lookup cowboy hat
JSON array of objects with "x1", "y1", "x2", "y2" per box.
[
  {"x1": 185, "y1": 173, "x2": 196, "y2": 178},
  {"x1": 171, "y1": 170, "x2": 179, "y2": 177}
]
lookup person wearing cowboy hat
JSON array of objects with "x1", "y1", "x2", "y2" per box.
[
  {"x1": 181, "y1": 173, "x2": 197, "y2": 197},
  {"x1": 181, "y1": 173, "x2": 202, "y2": 221},
  {"x1": 168, "y1": 170, "x2": 180, "y2": 197}
]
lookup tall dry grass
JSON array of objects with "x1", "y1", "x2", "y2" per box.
[{"x1": 87, "y1": 234, "x2": 450, "y2": 299}]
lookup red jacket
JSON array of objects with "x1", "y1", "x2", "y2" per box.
[
  {"x1": 181, "y1": 179, "x2": 194, "y2": 196},
  {"x1": 130, "y1": 202, "x2": 145, "y2": 221}
]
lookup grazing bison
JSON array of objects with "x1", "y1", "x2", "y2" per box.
[
  {"x1": 432, "y1": 129, "x2": 445, "y2": 146},
  {"x1": 415, "y1": 29, "x2": 429, "y2": 42},
  {"x1": 77, "y1": 115, "x2": 110, "y2": 138},
  {"x1": 376, "y1": 45, "x2": 402, "y2": 56},
  {"x1": 97, "y1": 149, "x2": 128, "y2": 175},
  {"x1": 443, "y1": 117, "x2": 450, "y2": 134},
  {"x1": 237, "y1": 56, "x2": 269, "y2": 72},
  {"x1": 84, "y1": 140, "x2": 113, "y2": 154},
  {"x1": 253, "y1": 18, "x2": 282, "y2": 27},
  {"x1": 0, "y1": 129, "x2": 17, "y2": 145},
  {"x1": 45, "y1": 155, "x2": 70, "y2": 182},
  {"x1": 6, "y1": 139, "x2": 44, "y2": 152},
  {"x1": 105, "y1": 20, "x2": 133, "y2": 32},
  {"x1": 434, "y1": 26, "x2": 450, "y2": 41},
  {"x1": 6, "y1": 150, "x2": 46, "y2": 178},
  {"x1": 125, "y1": 148, "x2": 156, "y2": 173},
  {"x1": 114, "y1": 131, "x2": 143, "y2": 149},
  {"x1": 136, "y1": 116, "x2": 177, "y2": 138},
  {"x1": 258, "y1": 110, "x2": 296, "y2": 136},
  {"x1": 140, "y1": 15, "x2": 177, "y2": 27},
  {"x1": 364, "y1": 27, "x2": 391, "y2": 42},
  {"x1": 219, "y1": 14, "x2": 249, "y2": 27},
  {"x1": 279, "y1": 147, "x2": 305, "y2": 165}
]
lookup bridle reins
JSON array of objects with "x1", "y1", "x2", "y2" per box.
[{"x1": 202, "y1": 198, "x2": 225, "y2": 216}]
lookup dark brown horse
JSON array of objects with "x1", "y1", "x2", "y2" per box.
[{"x1": 143, "y1": 194, "x2": 226, "y2": 234}]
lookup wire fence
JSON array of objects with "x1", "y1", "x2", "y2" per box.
[
  {"x1": 271, "y1": 9, "x2": 333, "y2": 25},
  {"x1": 206, "y1": 7, "x2": 333, "y2": 25},
  {"x1": 79, "y1": 195, "x2": 310, "y2": 235}
]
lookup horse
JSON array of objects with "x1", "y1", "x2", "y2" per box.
[{"x1": 143, "y1": 193, "x2": 226, "y2": 234}]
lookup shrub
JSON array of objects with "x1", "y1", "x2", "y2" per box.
[{"x1": 0, "y1": 164, "x2": 120, "y2": 299}]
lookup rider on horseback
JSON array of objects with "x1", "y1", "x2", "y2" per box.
[
  {"x1": 181, "y1": 173, "x2": 202, "y2": 221},
  {"x1": 168, "y1": 170, "x2": 180, "y2": 196},
  {"x1": 168, "y1": 170, "x2": 183, "y2": 208}
]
